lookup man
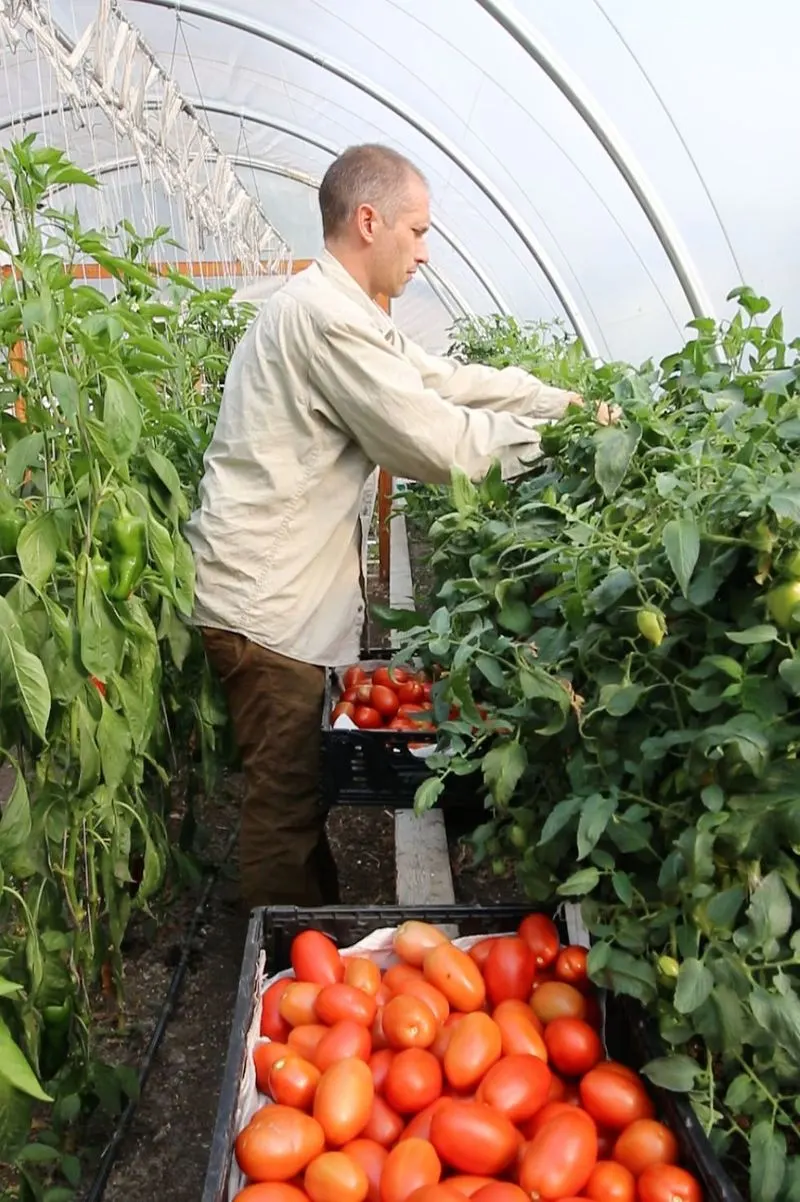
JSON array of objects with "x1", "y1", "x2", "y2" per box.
[{"x1": 185, "y1": 143, "x2": 606, "y2": 912}]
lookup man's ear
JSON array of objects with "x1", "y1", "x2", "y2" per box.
[{"x1": 356, "y1": 203, "x2": 378, "y2": 244}]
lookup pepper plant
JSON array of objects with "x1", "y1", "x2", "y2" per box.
[
  {"x1": 0, "y1": 137, "x2": 248, "y2": 1195},
  {"x1": 389, "y1": 307, "x2": 800, "y2": 1201}
]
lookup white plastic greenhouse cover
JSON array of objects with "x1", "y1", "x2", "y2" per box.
[{"x1": 2, "y1": 0, "x2": 799, "y2": 359}]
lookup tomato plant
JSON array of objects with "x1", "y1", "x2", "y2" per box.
[{"x1": 389, "y1": 305, "x2": 800, "y2": 1200}]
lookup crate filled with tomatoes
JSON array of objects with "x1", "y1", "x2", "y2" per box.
[
  {"x1": 203, "y1": 904, "x2": 742, "y2": 1202},
  {"x1": 320, "y1": 653, "x2": 481, "y2": 808}
]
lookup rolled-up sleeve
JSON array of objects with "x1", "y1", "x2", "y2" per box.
[
  {"x1": 309, "y1": 319, "x2": 545, "y2": 484},
  {"x1": 398, "y1": 332, "x2": 578, "y2": 422}
]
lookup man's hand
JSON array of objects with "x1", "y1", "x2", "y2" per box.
[{"x1": 566, "y1": 394, "x2": 619, "y2": 426}]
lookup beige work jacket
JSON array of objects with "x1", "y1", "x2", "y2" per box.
[{"x1": 184, "y1": 251, "x2": 577, "y2": 666}]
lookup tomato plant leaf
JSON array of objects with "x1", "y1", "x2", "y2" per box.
[
  {"x1": 0, "y1": 765, "x2": 31, "y2": 860},
  {"x1": 538, "y1": 796, "x2": 583, "y2": 845},
  {"x1": 778, "y1": 656, "x2": 800, "y2": 695},
  {"x1": 593, "y1": 423, "x2": 641, "y2": 499},
  {"x1": 450, "y1": 466, "x2": 479, "y2": 516},
  {"x1": 96, "y1": 704, "x2": 132, "y2": 791},
  {"x1": 641, "y1": 1054, "x2": 699, "y2": 1091},
  {"x1": 727, "y1": 625, "x2": 778, "y2": 644},
  {"x1": 79, "y1": 572, "x2": 125, "y2": 680},
  {"x1": 482, "y1": 740, "x2": 527, "y2": 806},
  {"x1": 662, "y1": 516, "x2": 700, "y2": 597},
  {"x1": 747, "y1": 871, "x2": 793, "y2": 945},
  {"x1": 750, "y1": 1120, "x2": 787, "y2": 1202},
  {"x1": 674, "y1": 958, "x2": 714, "y2": 1014},
  {"x1": 414, "y1": 777, "x2": 444, "y2": 813},
  {"x1": 587, "y1": 944, "x2": 657, "y2": 1003},
  {"x1": 576, "y1": 792, "x2": 618, "y2": 860},
  {"x1": 5, "y1": 432, "x2": 43, "y2": 490},
  {"x1": 749, "y1": 985, "x2": 800, "y2": 1065},
  {"x1": 0, "y1": 598, "x2": 51, "y2": 740},
  {"x1": 0, "y1": 1018, "x2": 50, "y2": 1102},
  {"x1": 475, "y1": 654, "x2": 506, "y2": 688},
  {"x1": 556, "y1": 866, "x2": 600, "y2": 896}
]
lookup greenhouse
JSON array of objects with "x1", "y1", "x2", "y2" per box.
[{"x1": 0, "y1": 2, "x2": 798, "y2": 1201}]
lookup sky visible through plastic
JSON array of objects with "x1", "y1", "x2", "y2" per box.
[{"x1": 2, "y1": 0, "x2": 798, "y2": 358}]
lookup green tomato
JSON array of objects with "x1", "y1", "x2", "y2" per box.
[
  {"x1": 657, "y1": 955, "x2": 680, "y2": 980},
  {"x1": 491, "y1": 857, "x2": 506, "y2": 877},
  {"x1": 636, "y1": 606, "x2": 666, "y2": 647},
  {"x1": 766, "y1": 580, "x2": 800, "y2": 632},
  {"x1": 507, "y1": 823, "x2": 527, "y2": 851}
]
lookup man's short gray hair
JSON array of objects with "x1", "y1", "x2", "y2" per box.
[{"x1": 319, "y1": 144, "x2": 427, "y2": 239}]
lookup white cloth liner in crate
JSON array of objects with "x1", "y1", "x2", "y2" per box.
[{"x1": 227, "y1": 909, "x2": 592, "y2": 1200}]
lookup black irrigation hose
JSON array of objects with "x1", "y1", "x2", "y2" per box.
[{"x1": 83, "y1": 822, "x2": 240, "y2": 1202}]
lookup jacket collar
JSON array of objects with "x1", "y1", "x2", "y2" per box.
[{"x1": 317, "y1": 249, "x2": 393, "y2": 332}]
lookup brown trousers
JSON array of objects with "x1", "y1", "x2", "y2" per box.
[{"x1": 201, "y1": 628, "x2": 340, "y2": 911}]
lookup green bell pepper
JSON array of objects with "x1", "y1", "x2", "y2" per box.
[
  {"x1": 91, "y1": 553, "x2": 112, "y2": 592},
  {"x1": 0, "y1": 511, "x2": 23, "y2": 558},
  {"x1": 108, "y1": 508, "x2": 146, "y2": 600}
]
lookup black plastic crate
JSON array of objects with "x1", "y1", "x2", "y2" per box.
[
  {"x1": 202, "y1": 904, "x2": 743, "y2": 1202},
  {"x1": 320, "y1": 651, "x2": 482, "y2": 809}
]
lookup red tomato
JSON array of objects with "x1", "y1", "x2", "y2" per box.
[
  {"x1": 396, "y1": 979, "x2": 451, "y2": 1026},
  {"x1": 235, "y1": 1105, "x2": 326, "y2": 1182},
  {"x1": 525, "y1": 1101, "x2": 596, "y2": 1140},
  {"x1": 443, "y1": 1012, "x2": 502, "y2": 1091},
  {"x1": 304, "y1": 1151, "x2": 369, "y2": 1202},
  {"x1": 638, "y1": 1164, "x2": 703, "y2": 1202},
  {"x1": 371, "y1": 684, "x2": 400, "y2": 718},
  {"x1": 341, "y1": 1140, "x2": 387, "y2": 1202},
  {"x1": 368, "y1": 1048, "x2": 395, "y2": 1093},
  {"x1": 518, "y1": 1109, "x2": 597, "y2": 1199},
  {"x1": 385, "y1": 1047, "x2": 443, "y2": 1114},
  {"x1": 579, "y1": 1064, "x2": 655, "y2": 1128},
  {"x1": 345, "y1": 958, "x2": 382, "y2": 997},
  {"x1": 280, "y1": 982, "x2": 324, "y2": 1027},
  {"x1": 471, "y1": 1185, "x2": 529, "y2": 1202},
  {"x1": 544, "y1": 1072, "x2": 567, "y2": 1103},
  {"x1": 468, "y1": 938, "x2": 498, "y2": 971},
  {"x1": 332, "y1": 702, "x2": 356, "y2": 723},
  {"x1": 382, "y1": 994, "x2": 438, "y2": 1049},
  {"x1": 492, "y1": 1000, "x2": 547, "y2": 1061},
  {"x1": 268, "y1": 1055, "x2": 321, "y2": 1110},
  {"x1": 234, "y1": 1185, "x2": 310, "y2": 1202},
  {"x1": 407, "y1": 1187, "x2": 472, "y2": 1202},
  {"x1": 531, "y1": 981, "x2": 588, "y2": 1024},
  {"x1": 313, "y1": 1058, "x2": 374, "y2": 1146},
  {"x1": 421, "y1": 682, "x2": 433, "y2": 701},
  {"x1": 400, "y1": 1097, "x2": 450, "y2": 1142},
  {"x1": 475, "y1": 1053, "x2": 552, "y2": 1122},
  {"x1": 398, "y1": 703, "x2": 428, "y2": 720},
  {"x1": 384, "y1": 963, "x2": 425, "y2": 991},
  {"x1": 393, "y1": 922, "x2": 451, "y2": 967},
  {"x1": 612, "y1": 1120, "x2": 679, "y2": 1177},
  {"x1": 483, "y1": 938, "x2": 536, "y2": 1006},
  {"x1": 291, "y1": 931, "x2": 344, "y2": 985},
  {"x1": 314, "y1": 1021, "x2": 372, "y2": 1071},
  {"x1": 260, "y1": 979, "x2": 292, "y2": 1041},
  {"x1": 387, "y1": 717, "x2": 416, "y2": 731},
  {"x1": 397, "y1": 681, "x2": 424, "y2": 704},
  {"x1": 554, "y1": 946, "x2": 589, "y2": 990},
  {"x1": 429, "y1": 1100, "x2": 520, "y2": 1176},
  {"x1": 354, "y1": 706, "x2": 382, "y2": 730},
  {"x1": 343, "y1": 666, "x2": 368, "y2": 690},
  {"x1": 543, "y1": 1017, "x2": 602, "y2": 1076},
  {"x1": 380, "y1": 1138, "x2": 442, "y2": 1202},
  {"x1": 373, "y1": 665, "x2": 411, "y2": 691},
  {"x1": 288, "y1": 1024, "x2": 328, "y2": 1060},
  {"x1": 517, "y1": 915, "x2": 560, "y2": 970},
  {"x1": 253, "y1": 1041, "x2": 296, "y2": 1093},
  {"x1": 343, "y1": 688, "x2": 359, "y2": 704},
  {"x1": 316, "y1": 983, "x2": 377, "y2": 1027},
  {"x1": 424, "y1": 944, "x2": 486, "y2": 1012},
  {"x1": 445, "y1": 1178, "x2": 494, "y2": 1197},
  {"x1": 584, "y1": 1159, "x2": 636, "y2": 1202},
  {"x1": 362, "y1": 1094, "x2": 405, "y2": 1147}
]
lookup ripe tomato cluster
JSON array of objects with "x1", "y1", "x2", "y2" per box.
[
  {"x1": 233, "y1": 916, "x2": 704, "y2": 1202},
  {"x1": 332, "y1": 664, "x2": 435, "y2": 733}
]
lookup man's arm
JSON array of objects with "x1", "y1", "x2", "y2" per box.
[
  {"x1": 309, "y1": 318, "x2": 547, "y2": 484},
  {"x1": 396, "y1": 329, "x2": 580, "y2": 421}
]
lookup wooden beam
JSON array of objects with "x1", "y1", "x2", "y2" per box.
[{"x1": 1, "y1": 258, "x2": 314, "y2": 281}]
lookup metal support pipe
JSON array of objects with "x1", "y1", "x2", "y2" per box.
[
  {"x1": 1, "y1": 100, "x2": 509, "y2": 314},
  {"x1": 80, "y1": 153, "x2": 472, "y2": 319},
  {"x1": 127, "y1": 0, "x2": 599, "y2": 355},
  {"x1": 474, "y1": 0, "x2": 719, "y2": 337}
]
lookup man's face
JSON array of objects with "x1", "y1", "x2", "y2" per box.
[{"x1": 361, "y1": 174, "x2": 431, "y2": 299}]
